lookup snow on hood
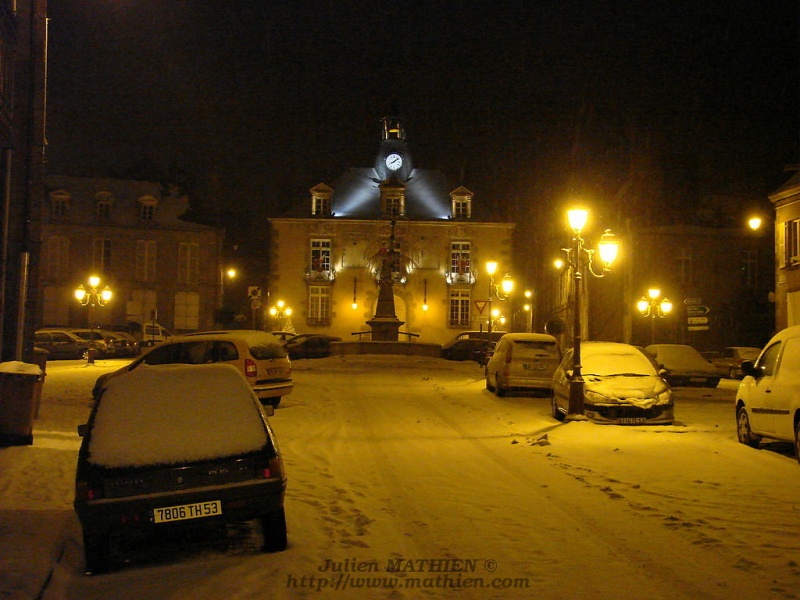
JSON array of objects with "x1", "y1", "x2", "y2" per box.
[
  {"x1": 87, "y1": 363, "x2": 269, "y2": 468},
  {"x1": 584, "y1": 374, "x2": 670, "y2": 408}
]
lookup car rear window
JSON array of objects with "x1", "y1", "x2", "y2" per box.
[
  {"x1": 512, "y1": 340, "x2": 559, "y2": 355},
  {"x1": 88, "y1": 364, "x2": 270, "y2": 468},
  {"x1": 249, "y1": 340, "x2": 287, "y2": 360}
]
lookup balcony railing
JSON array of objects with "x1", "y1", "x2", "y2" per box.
[
  {"x1": 305, "y1": 268, "x2": 336, "y2": 282},
  {"x1": 445, "y1": 271, "x2": 476, "y2": 285}
]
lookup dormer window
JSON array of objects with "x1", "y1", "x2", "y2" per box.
[
  {"x1": 96, "y1": 192, "x2": 114, "y2": 220},
  {"x1": 138, "y1": 195, "x2": 158, "y2": 222},
  {"x1": 450, "y1": 186, "x2": 473, "y2": 220},
  {"x1": 380, "y1": 178, "x2": 406, "y2": 218},
  {"x1": 49, "y1": 189, "x2": 70, "y2": 218},
  {"x1": 310, "y1": 183, "x2": 334, "y2": 217},
  {"x1": 385, "y1": 195, "x2": 404, "y2": 217}
]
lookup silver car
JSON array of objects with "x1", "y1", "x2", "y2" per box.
[
  {"x1": 552, "y1": 341, "x2": 674, "y2": 425},
  {"x1": 485, "y1": 333, "x2": 561, "y2": 396}
]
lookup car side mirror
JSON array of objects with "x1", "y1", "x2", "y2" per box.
[
  {"x1": 740, "y1": 360, "x2": 760, "y2": 378},
  {"x1": 77, "y1": 423, "x2": 87, "y2": 437},
  {"x1": 264, "y1": 405, "x2": 275, "y2": 417}
]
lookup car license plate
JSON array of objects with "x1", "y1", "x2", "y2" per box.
[
  {"x1": 689, "y1": 377, "x2": 708, "y2": 383},
  {"x1": 523, "y1": 363, "x2": 547, "y2": 371},
  {"x1": 153, "y1": 500, "x2": 222, "y2": 523},
  {"x1": 619, "y1": 418, "x2": 646, "y2": 425}
]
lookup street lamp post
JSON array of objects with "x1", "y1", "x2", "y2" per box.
[
  {"x1": 485, "y1": 260, "x2": 514, "y2": 337},
  {"x1": 269, "y1": 300, "x2": 293, "y2": 332},
  {"x1": 74, "y1": 275, "x2": 112, "y2": 330},
  {"x1": 563, "y1": 209, "x2": 620, "y2": 418},
  {"x1": 637, "y1": 288, "x2": 672, "y2": 344},
  {"x1": 524, "y1": 290, "x2": 533, "y2": 332}
]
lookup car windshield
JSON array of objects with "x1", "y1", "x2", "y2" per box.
[{"x1": 582, "y1": 347, "x2": 656, "y2": 377}]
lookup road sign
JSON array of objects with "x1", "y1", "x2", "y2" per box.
[
  {"x1": 474, "y1": 300, "x2": 488, "y2": 314},
  {"x1": 687, "y1": 316, "x2": 709, "y2": 325},
  {"x1": 248, "y1": 286, "x2": 262, "y2": 300},
  {"x1": 687, "y1": 325, "x2": 710, "y2": 331},
  {"x1": 686, "y1": 305, "x2": 710, "y2": 316},
  {"x1": 684, "y1": 298, "x2": 702, "y2": 305}
]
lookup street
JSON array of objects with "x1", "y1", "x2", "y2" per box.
[{"x1": 19, "y1": 356, "x2": 800, "y2": 599}]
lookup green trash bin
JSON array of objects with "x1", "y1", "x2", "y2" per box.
[{"x1": 0, "y1": 361, "x2": 43, "y2": 446}]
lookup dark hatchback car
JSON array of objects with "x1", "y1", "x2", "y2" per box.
[
  {"x1": 441, "y1": 338, "x2": 495, "y2": 363},
  {"x1": 74, "y1": 363, "x2": 288, "y2": 574},
  {"x1": 284, "y1": 334, "x2": 342, "y2": 359}
]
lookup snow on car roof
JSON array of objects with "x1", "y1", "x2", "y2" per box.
[{"x1": 87, "y1": 363, "x2": 269, "y2": 468}]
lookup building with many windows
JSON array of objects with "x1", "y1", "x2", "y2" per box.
[
  {"x1": 37, "y1": 175, "x2": 225, "y2": 335},
  {"x1": 771, "y1": 169, "x2": 800, "y2": 331},
  {"x1": 268, "y1": 116, "x2": 515, "y2": 345}
]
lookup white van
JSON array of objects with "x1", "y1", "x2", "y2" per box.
[
  {"x1": 736, "y1": 326, "x2": 800, "y2": 461},
  {"x1": 141, "y1": 323, "x2": 171, "y2": 347},
  {"x1": 485, "y1": 333, "x2": 561, "y2": 397}
]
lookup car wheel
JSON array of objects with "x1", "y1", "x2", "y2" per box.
[
  {"x1": 794, "y1": 421, "x2": 800, "y2": 465},
  {"x1": 551, "y1": 394, "x2": 565, "y2": 422},
  {"x1": 736, "y1": 406, "x2": 760, "y2": 448},
  {"x1": 81, "y1": 349, "x2": 90, "y2": 361},
  {"x1": 82, "y1": 531, "x2": 111, "y2": 574},
  {"x1": 271, "y1": 398, "x2": 281, "y2": 409},
  {"x1": 486, "y1": 377, "x2": 494, "y2": 392},
  {"x1": 261, "y1": 508, "x2": 288, "y2": 552},
  {"x1": 494, "y1": 374, "x2": 505, "y2": 397}
]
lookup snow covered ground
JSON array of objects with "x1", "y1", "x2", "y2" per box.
[{"x1": 2, "y1": 355, "x2": 800, "y2": 600}]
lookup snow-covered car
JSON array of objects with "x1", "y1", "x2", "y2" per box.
[
  {"x1": 735, "y1": 326, "x2": 800, "y2": 461},
  {"x1": 441, "y1": 337, "x2": 494, "y2": 363},
  {"x1": 485, "y1": 333, "x2": 561, "y2": 396},
  {"x1": 284, "y1": 334, "x2": 342, "y2": 359},
  {"x1": 552, "y1": 342, "x2": 674, "y2": 425},
  {"x1": 644, "y1": 344, "x2": 720, "y2": 388},
  {"x1": 92, "y1": 330, "x2": 292, "y2": 408},
  {"x1": 74, "y1": 363, "x2": 288, "y2": 574},
  {"x1": 101, "y1": 330, "x2": 140, "y2": 358},
  {"x1": 706, "y1": 346, "x2": 761, "y2": 379}
]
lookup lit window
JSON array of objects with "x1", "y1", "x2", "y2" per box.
[
  {"x1": 310, "y1": 239, "x2": 331, "y2": 273},
  {"x1": 450, "y1": 242, "x2": 471, "y2": 277},
  {"x1": 449, "y1": 289, "x2": 471, "y2": 327},
  {"x1": 308, "y1": 285, "x2": 331, "y2": 325}
]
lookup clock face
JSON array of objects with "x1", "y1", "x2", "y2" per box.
[{"x1": 385, "y1": 153, "x2": 403, "y2": 171}]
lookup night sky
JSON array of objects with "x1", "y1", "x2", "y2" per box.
[{"x1": 44, "y1": 1, "x2": 799, "y2": 236}]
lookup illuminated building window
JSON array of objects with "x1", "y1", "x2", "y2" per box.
[
  {"x1": 785, "y1": 219, "x2": 800, "y2": 266},
  {"x1": 450, "y1": 187, "x2": 473, "y2": 219},
  {"x1": 385, "y1": 195, "x2": 404, "y2": 217},
  {"x1": 450, "y1": 242, "x2": 471, "y2": 279},
  {"x1": 308, "y1": 285, "x2": 331, "y2": 325},
  {"x1": 449, "y1": 289, "x2": 471, "y2": 327},
  {"x1": 310, "y1": 239, "x2": 331, "y2": 273}
]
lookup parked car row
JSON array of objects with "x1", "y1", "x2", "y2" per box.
[{"x1": 34, "y1": 327, "x2": 140, "y2": 360}]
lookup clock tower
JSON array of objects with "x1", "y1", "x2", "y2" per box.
[{"x1": 374, "y1": 115, "x2": 413, "y2": 182}]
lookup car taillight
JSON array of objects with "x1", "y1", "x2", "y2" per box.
[
  {"x1": 75, "y1": 479, "x2": 103, "y2": 501},
  {"x1": 245, "y1": 358, "x2": 258, "y2": 378}
]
